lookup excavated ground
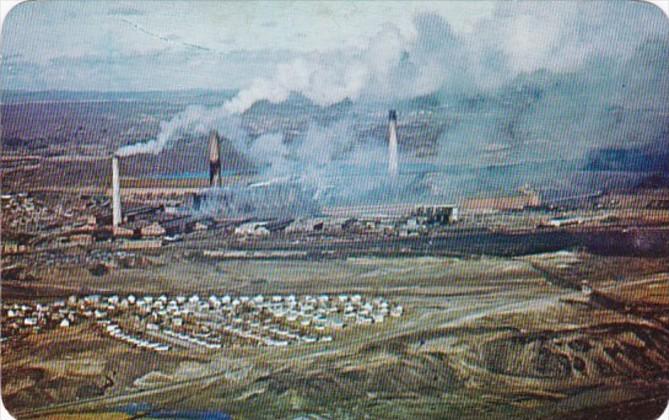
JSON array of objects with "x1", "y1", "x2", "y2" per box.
[{"x1": 3, "y1": 252, "x2": 669, "y2": 419}]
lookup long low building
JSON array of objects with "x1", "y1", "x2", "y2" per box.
[
  {"x1": 461, "y1": 193, "x2": 541, "y2": 212},
  {"x1": 120, "y1": 239, "x2": 163, "y2": 250}
]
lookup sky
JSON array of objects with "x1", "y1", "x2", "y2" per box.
[
  {"x1": 2, "y1": 1, "x2": 665, "y2": 92},
  {"x1": 1, "y1": 1, "x2": 495, "y2": 91}
]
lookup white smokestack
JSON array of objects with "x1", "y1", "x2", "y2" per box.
[
  {"x1": 112, "y1": 155, "x2": 122, "y2": 228},
  {"x1": 388, "y1": 110, "x2": 398, "y2": 178}
]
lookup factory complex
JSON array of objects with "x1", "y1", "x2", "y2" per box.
[
  {"x1": 3, "y1": 109, "x2": 668, "y2": 268},
  {"x1": 3, "y1": 106, "x2": 669, "y2": 419}
]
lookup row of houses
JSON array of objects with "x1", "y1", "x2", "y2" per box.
[{"x1": 2, "y1": 292, "x2": 403, "y2": 352}]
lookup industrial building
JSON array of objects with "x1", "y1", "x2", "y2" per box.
[
  {"x1": 411, "y1": 205, "x2": 459, "y2": 225},
  {"x1": 461, "y1": 192, "x2": 541, "y2": 212}
]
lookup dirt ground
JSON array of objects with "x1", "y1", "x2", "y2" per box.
[{"x1": 3, "y1": 251, "x2": 669, "y2": 419}]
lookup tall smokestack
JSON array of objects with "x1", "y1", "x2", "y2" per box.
[
  {"x1": 388, "y1": 110, "x2": 398, "y2": 179},
  {"x1": 112, "y1": 155, "x2": 122, "y2": 228},
  {"x1": 209, "y1": 130, "x2": 222, "y2": 187}
]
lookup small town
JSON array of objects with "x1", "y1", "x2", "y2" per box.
[{"x1": 1, "y1": 293, "x2": 403, "y2": 351}]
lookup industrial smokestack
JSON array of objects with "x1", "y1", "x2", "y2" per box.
[
  {"x1": 209, "y1": 130, "x2": 222, "y2": 187},
  {"x1": 388, "y1": 110, "x2": 398, "y2": 178},
  {"x1": 112, "y1": 155, "x2": 122, "y2": 228}
]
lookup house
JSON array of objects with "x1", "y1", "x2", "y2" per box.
[
  {"x1": 235, "y1": 222, "x2": 270, "y2": 236},
  {"x1": 69, "y1": 234, "x2": 94, "y2": 246},
  {"x1": 141, "y1": 222, "x2": 166, "y2": 237},
  {"x1": 113, "y1": 226, "x2": 134, "y2": 238}
]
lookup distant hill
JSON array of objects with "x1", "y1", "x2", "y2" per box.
[
  {"x1": 1, "y1": 89, "x2": 237, "y2": 105},
  {"x1": 585, "y1": 147, "x2": 669, "y2": 172}
]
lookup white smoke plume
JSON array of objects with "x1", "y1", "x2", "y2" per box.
[
  {"x1": 115, "y1": 104, "x2": 239, "y2": 156},
  {"x1": 115, "y1": 23, "x2": 411, "y2": 156},
  {"x1": 116, "y1": 1, "x2": 668, "y2": 204},
  {"x1": 223, "y1": 25, "x2": 406, "y2": 114}
]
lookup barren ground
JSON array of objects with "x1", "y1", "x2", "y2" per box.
[{"x1": 3, "y1": 251, "x2": 669, "y2": 419}]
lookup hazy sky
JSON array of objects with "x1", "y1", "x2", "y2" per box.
[
  {"x1": 0, "y1": 1, "x2": 667, "y2": 91},
  {"x1": 1, "y1": 1, "x2": 494, "y2": 91}
]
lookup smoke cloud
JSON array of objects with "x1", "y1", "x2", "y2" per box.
[
  {"x1": 116, "y1": 105, "x2": 242, "y2": 156},
  {"x1": 197, "y1": 183, "x2": 320, "y2": 219},
  {"x1": 119, "y1": 3, "x2": 668, "y2": 207}
]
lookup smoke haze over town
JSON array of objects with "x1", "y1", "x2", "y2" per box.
[{"x1": 3, "y1": 1, "x2": 668, "y2": 207}]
